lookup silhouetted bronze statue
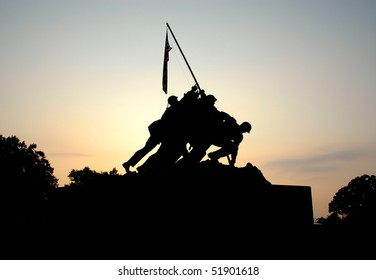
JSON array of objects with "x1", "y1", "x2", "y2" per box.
[{"x1": 124, "y1": 86, "x2": 252, "y2": 173}]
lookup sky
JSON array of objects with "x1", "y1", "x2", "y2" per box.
[{"x1": 1, "y1": 0, "x2": 375, "y2": 219}]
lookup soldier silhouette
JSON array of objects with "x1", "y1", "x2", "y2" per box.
[
  {"x1": 122, "y1": 95, "x2": 180, "y2": 173},
  {"x1": 208, "y1": 121, "x2": 252, "y2": 166},
  {"x1": 136, "y1": 94, "x2": 189, "y2": 173}
]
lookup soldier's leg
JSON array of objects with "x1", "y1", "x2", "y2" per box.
[
  {"x1": 189, "y1": 142, "x2": 211, "y2": 163},
  {"x1": 209, "y1": 144, "x2": 238, "y2": 166},
  {"x1": 136, "y1": 141, "x2": 174, "y2": 173},
  {"x1": 208, "y1": 148, "x2": 227, "y2": 160},
  {"x1": 208, "y1": 141, "x2": 235, "y2": 161},
  {"x1": 123, "y1": 136, "x2": 159, "y2": 172}
]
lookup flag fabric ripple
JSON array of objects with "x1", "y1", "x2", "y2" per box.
[{"x1": 162, "y1": 30, "x2": 172, "y2": 94}]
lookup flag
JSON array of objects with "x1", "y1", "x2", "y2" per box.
[{"x1": 162, "y1": 30, "x2": 172, "y2": 94}]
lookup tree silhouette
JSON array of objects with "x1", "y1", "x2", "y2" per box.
[
  {"x1": 67, "y1": 166, "x2": 100, "y2": 187},
  {"x1": 0, "y1": 135, "x2": 58, "y2": 225},
  {"x1": 327, "y1": 174, "x2": 376, "y2": 226},
  {"x1": 66, "y1": 166, "x2": 120, "y2": 187}
]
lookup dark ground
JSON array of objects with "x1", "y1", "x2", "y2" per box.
[{"x1": 2, "y1": 162, "x2": 375, "y2": 260}]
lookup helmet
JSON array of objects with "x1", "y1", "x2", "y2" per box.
[
  {"x1": 167, "y1": 95, "x2": 178, "y2": 105},
  {"x1": 205, "y1": 94, "x2": 217, "y2": 104},
  {"x1": 240, "y1": 122, "x2": 252, "y2": 133}
]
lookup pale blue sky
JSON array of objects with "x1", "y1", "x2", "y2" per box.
[{"x1": 1, "y1": 0, "x2": 375, "y2": 219}]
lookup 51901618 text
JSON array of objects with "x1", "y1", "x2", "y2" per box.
[{"x1": 211, "y1": 267, "x2": 259, "y2": 276}]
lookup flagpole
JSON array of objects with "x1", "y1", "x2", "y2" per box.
[{"x1": 166, "y1": 23, "x2": 201, "y2": 91}]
